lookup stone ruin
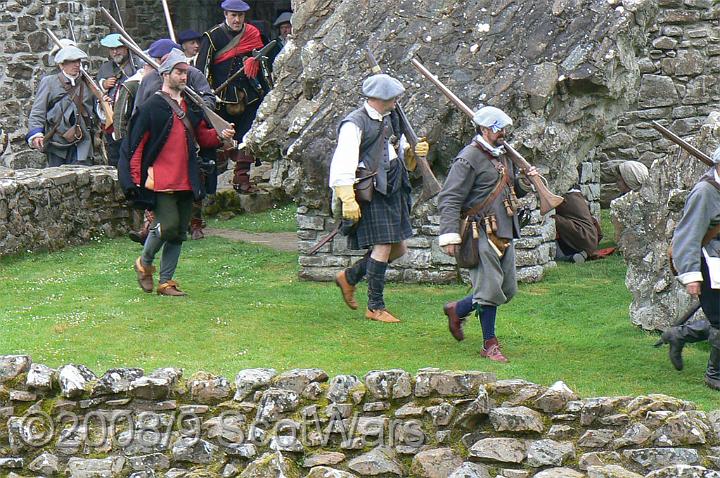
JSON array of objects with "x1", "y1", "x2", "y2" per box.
[
  {"x1": 0, "y1": 355, "x2": 718, "y2": 477},
  {"x1": 0, "y1": 0, "x2": 719, "y2": 328}
]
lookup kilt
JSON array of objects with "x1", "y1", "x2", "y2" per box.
[{"x1": 349, "y1": 161, "x2": 412, "y2": 249}]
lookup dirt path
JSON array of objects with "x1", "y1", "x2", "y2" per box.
[{"x1": 204, "y1": 228, "x2": 298, "y2": 253}]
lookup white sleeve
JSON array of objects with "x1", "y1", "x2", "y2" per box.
[{"x1": 329, "y1": 122, "x2": 362, "y2": 188}]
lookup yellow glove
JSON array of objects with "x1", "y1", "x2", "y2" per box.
[
  {"x1": 404, "y1": 138, "x2": 429, "y2": 172},
  {"x1": 334, "y1": 185, "x2": 361, "y2": 222}
]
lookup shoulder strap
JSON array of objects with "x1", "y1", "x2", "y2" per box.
[
  {"x1": 461, "y1": 142, "x2": 511, "y2": 218},
  {"x1": 214, "y1": 24, "x2": 246, "y2": 60},
  {"x1": 155, "y1": 92, "x2": 197, "y2": 145}
]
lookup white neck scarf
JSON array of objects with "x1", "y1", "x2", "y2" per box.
[{"x1": 475, "y1": 135, "x2": 505, "y2": 157}]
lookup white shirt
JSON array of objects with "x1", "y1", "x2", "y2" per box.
[{"x1": 328, "y1": 102, "x2": 398, "y2": 188}]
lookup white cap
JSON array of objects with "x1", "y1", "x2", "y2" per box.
[
  {"x1": 54, "y1": 46, "x2": 88, "y2": 64},
  {"x1": 158, "y1": 48, "x2": 189, "y2": 74},
  {"x1": 472, "y1": 106, "x2": 513, "y2": 132}
]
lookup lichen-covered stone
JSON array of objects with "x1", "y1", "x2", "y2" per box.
[
  {"x1": 347, "y1": 446, "x2": 404, "y2": 476},
  {"x1": 410, "y1": 447, "x2": 464, "y2": 478},
  {"x1": 66, "y1": 457, "x2": 126, "y2": 478},
  {"x1": 415, "y1": 369, "x2": 495, "y2": 397},
  {"x1": 623, "y1": 447, "x2": 700, "y2": 470},
  {"x1": 92, "y1": 368, "x2": 144, "y2": 396},
  {"x1": 188, "y1": 372, "x2": 232, "y2": 404},
  {"x1": 364, "y1": 369, "x2": 412, "y2": 399},
  {"x1": 448, "y1": 462, "x2": 491, "y2": 478},
  {"x1": 489, "y1": 406, "x2": 545, "y2": 433},
  {"x1": 526, "y1": 439, "x2": 575, "y2": 467},
  {"x1": 234, "y1": 368, "x2": 277, "y2": 401},
  {"x1": 326, "y1": 375, "x2": 360, "y2": 403},
  {"x1": 469, "y1": 438, "x2": 527, "y2": 463},
  {"x1": 26, "y1": 363, "x2": 54, "y2": 391},
  {"x1": 586, "y1": 464, "x2": 643, "y2": 478},
  {"x1": 58, "y1": 364, "x2": 96, "y2": 398},
  {"x1": 305, "y1": 467, "x2": 358, "y2": 478},
  {"x1": 272, "y1": 368, "x2": 328, "y2": 393}
]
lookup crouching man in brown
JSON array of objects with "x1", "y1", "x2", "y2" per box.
[{"x1": 118, "y1": 49, "x2": 234, "y2": 296}]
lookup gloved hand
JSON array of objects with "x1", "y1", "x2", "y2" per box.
[
  {"x1": 243, "y1": 56, "x2": 259, "y2": 79},
  {"x1": 334, "y1": 185, "x2": 361, "y2": 222},
  {"x1": 404, "y1": 138, "x2": 429, "y2": 172},
  {"x1": 414, "y1": 138, "x2": 429, "y2": 157}
]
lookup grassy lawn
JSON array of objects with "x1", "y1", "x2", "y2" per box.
[
  {"x1": 0, "y1": 209, "x2": 718, "y2": 410},
  {"x1": 207, "y1": 202, "x2": 297, "y2": 233}
]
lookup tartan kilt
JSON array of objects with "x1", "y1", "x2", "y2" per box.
[{"x1": 349, "y1": 187, "x2": 413, "y2": 249}]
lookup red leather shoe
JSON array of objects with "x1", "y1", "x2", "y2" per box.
[
  {"x1": 480, "y1": 337, "x2": 508, "y2": 363},
  {"x1": 443, "y1": 302, "x2": 465, "y2": 341}
]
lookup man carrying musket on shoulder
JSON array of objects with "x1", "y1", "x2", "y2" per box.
[
  {"x1": 27, "y1": 46, "x2": 96, "y2": 166},
  {"x1": 438, "y1": 106, "x2": 537, "y2": 362},
  {"x1": 662, "y1": 148, "x2": 720, "y2": 390},
  {"x1": 196, "y1": 0, "x2": 269, "y2": 193},
  {"x1": 118, "y1": 49, "x2": 235, "y2": 297},
  {"x1": 331, "y1": 74, "x2": 429, "y2": 323}
]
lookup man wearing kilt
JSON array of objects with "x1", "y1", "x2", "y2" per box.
[{"x1": 330, "y1": 74, "x2": 428, "y2": 323}]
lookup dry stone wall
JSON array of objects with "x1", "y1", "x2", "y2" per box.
[
  {"x1": 0, "y1": 166, "x2": 131, "y2": 258},
  {"x1": 0, "y1": 356, "x2": 718, "y2": 477},
  {"x1": 608, "y1": 2, "x2": 720, "y2": 330}
]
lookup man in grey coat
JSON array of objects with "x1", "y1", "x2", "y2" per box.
[
  {"x1": 438, "y1": 106, "x2": 536, "y2": 363},
  {"x1": 662, "y1": 149, "x2": 720, "y2": 391},
  {"x1": 26, "y1": 46, "x2": 95, "y2": 166}
]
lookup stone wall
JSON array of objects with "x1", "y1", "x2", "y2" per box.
[
  {"x1": 0, "y1": 166, "x2": 131, "y2": 259},
  {"x1": 0, "y1": 355, "x2": 718, "y2": 477},
  {"x1": 248, "y1": 0, "x2": 654, "y2": 283},
  {"x1": 608, "y1": 1, "x2": 720, "y2": 330}
]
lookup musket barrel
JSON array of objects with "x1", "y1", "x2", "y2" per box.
[
  {"x1": 411, "y1": 58, "x2": 475, "y2": 118},
  {"x1": 651, "y1": 121, "x2": 713, "y2": 166}
]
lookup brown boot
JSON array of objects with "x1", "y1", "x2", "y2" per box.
[
  {"x1": 134, "y1": 256, "x2": 155, "y2": 293},
  {"x1": 480, "y1": 337, "x2": 508, "y2": 363},
  {"x1": 335, "y1": 270, "x2": 358, "y2": 310},
  {"x1": 443, "y1": 302, "x2": 465, "y2": 341},
  {"x1": 365, "y1": 308, "x2": 400, "y2": 323},
  {"x1": 157, "y1": 280, "x2": 187, "y2": 296},
  {"x1": 190, "y1": 218, "x2": 205, "y2": 240}
]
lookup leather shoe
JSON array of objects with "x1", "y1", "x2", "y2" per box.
[
  {"x1": 157, "y1": 280, "x2": 187, "y2": 296},
  {"x1": 480, "y1": 337, "x2": 508, "y2": 363},
  {"x1": 660, "y1": 327, "x2": 685, "y2": 371},
  {"x1": 443, "y1": 302, "x2": 465, "y2": 341},
  {"x1": 365, "y1": 308, "x2": 400, "y2": 323},
  {"x1": 134, "y1": 256, "x2": 155, "y2": 293},
  {"x1": 335, "y1": 270, "x2": 358, "y2": 310}
]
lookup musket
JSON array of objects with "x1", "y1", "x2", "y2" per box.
[
  {"x1": 365, "y1": 49, "x2": 442, "y2": 203},
  {"x1": 46, "y1": 28, "x2": 114, "y2": 128},
  {"x1": 410, "y1": 58, "x2": 564, "y2": 215},
  {"x1": 653, "y1": 302, "x2": 701, "y2": 347},
  {"x1": 117, "y1": 36, "x2": 234, "y2": 144},
  {"x1": 651, "y1": 121, "x2": 713, "y2": 167},
  {"x1": 213, "y1": 40, "x2": 278, "y2": 96},
  {"x1": 111, "y1": 0, "x2": 138, "y2": 75},
  {"x1": 308, "y1": 223, "x2": 341, "y2": 255},
  {"x1": 161, "y1": 0, "x2": 178, "y2": 43},
  {"x1": 68, "y1": 19, "x2": 77, "y2": 43}
]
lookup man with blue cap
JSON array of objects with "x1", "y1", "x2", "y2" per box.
[
  {"x1": 660, "y1": 147, "x2": 720, "y2": 391},
  {"x1": 96, "y1": 33, "x2": 140, "y2": 166},
  {"x1": 196, "y1": 0, "x2": 269, "y2": 193},
  {"x1": 267, "y1": 11, "x2": 292, "y2": 66},
  {"x1": 437, "y1": 106, "x2": 537, "y2": 362},
  {"x1": 118, "y1": 49, "x2": 235, "y2": 297},
  {"x1": 26, "y1": 45, "x2": 96, "y2": 166},
  {"x1": 330, "y1": 74, "x2": 429, "y2": 324},
  {"x1": 178, "y1": 30, "x2": 203, "y2": 64}
]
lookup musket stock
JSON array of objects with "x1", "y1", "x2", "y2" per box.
[
  {"x1": 365, "y1": 49, "x2": 442, "y2": 202},
  {"x1": 411, "y1": 57, "x2": 563, "y2": 214},
  {"x1": 46, "y1": 28, "x2": 114, "y2": 128},
  {"x1": 651, "y1": 121, "x2": 713, "y2": 167}
]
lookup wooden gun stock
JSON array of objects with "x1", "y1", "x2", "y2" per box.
[
  {"x1": 365, "y1": 48, "x2": 442, "y2": 202},
  {"x1": 651, "y1": 121, "x2": 713, "y2": 167},
  {"x1": 46, "y1": 28, "x2": 114, "y2": 128},
  {"x1": 411, "y1": 57, "x2": 563, "y2": 214},
  {"x1": 500, "y1": 141, "x2": 564, "y2": 215}
]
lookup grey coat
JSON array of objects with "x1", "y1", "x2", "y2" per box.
[
  {"x1": 672, "y1": 168, "x2": 720, "y2": 284},
  {"x1": 27, "y1": 73, "x2": 95, "y2": 164},
  {"x1": 438, "y1": 142, "x2": 525, "y2": 242}
]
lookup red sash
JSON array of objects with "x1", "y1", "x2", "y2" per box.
[{"x1": 213, "y1": 23, "x2": 264, "y2": 64}]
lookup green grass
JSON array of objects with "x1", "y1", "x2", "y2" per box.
[
  {"x1": 208, "y1": 202, "x2": 297, "y2": 233},
  {"x1": 0, "y1": 230, "x2": 719, "y2": 410}
]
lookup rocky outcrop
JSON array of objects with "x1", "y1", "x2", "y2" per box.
[{"x1": 0, "y1": 357, "x2": 716, "y2": 477}]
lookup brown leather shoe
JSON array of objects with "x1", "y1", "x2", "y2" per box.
[
  {"x1": 134, "y1": 257, "x2": 155, "y2": 293},
  {"x1": 443, "y1": 302, "x2": 465, "y2": 341},
  {"x1": 365, "y1": 308, "x2": 400, "y2": 323},
  {"x1": 335, "y1": 270, "x2": 358, "y2": 310},
  {"x1": 480, "y1": 337, "x2": 508, "y2": 363},
  {"x1": 157, "y1": 280, "x2": 187, "y2": 296},
  {"x1": 190, "y1": 218, "x2": 205, "y2": 240}
]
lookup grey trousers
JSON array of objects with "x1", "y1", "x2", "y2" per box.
[{"x1": 469, "y1": 231, "x2": 517, "y2": 307}]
